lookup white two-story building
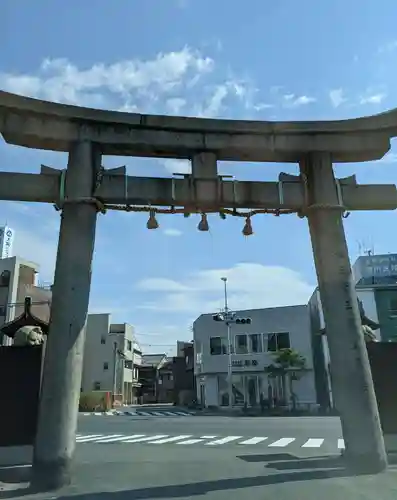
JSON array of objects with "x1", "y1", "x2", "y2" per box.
[
  {"x1": 193, "y1": 305, "x2": 316, "y2": 409},
  {"x1": 81, "y1": 313, "x2": 142, "y2": 404}
]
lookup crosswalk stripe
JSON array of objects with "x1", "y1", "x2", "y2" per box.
[
  {"x1": 302, "y1": 438, "x2": 324, "y2": 448},
  {"x1": 338, "y1": 439, "x2": 345, "y2": 449},
  {"x1": 152, "y1": 412, "x2": 164, "y2": 416},
  {"x1": 123, "y1": 434, "x2": 168, "y2": 443},
  {"x1": 200, "y1": 435, "x2": 217, "y2": 439},
  {"x1": 268, "y1": 438, "x2": 296, "y2": 447},
  {"x1": 164, "y1": 412, "x2": 177, "y2": 416},
  {"x1": 177, "y1": 439, "x2": 206, "y2": 445},
  {"x1": 149, "y1": 435, "x2": 192, "y2": 444},
  {"x1": 76, "y1": 435, "x2": 108, "y2": 442},
  {"x1": 137, "y1": 411, "x2": 151, "y2": 416},
  {"x1": 175, "y1": 412, "x2": 190, "y2": 416},
  {"x1": 76, "y1": 434, "x2": 102, "y2": 441},
  {"x1": 205, "y1": 436, "x2": 242, "y2": 446},
  {"x1": 97, "y1": 434, "x2": 146, "y2": 443},
  {"x1": 238, "y1": 437, "x2": 268, "y2": 445}
]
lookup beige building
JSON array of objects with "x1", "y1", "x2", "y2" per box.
[
  {"x1": 81, "y1": 313, "x2": 142, "y2": 404},
  {"x1": 0, "y1": 256, "x2": 52, "y2": 345}
]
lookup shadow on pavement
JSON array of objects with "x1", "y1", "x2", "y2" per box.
[{"x1": 1, "y1": 453, "x2": 389, "y2": 499}]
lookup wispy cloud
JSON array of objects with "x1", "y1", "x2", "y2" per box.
[
  {"x1": 163, "y1": 228, "x2": 183, "y2": 237},
  {"x1": 282, "y1": 93, "x2": 316, "y2": 107},
  {"x1": 359, "y1": 93, "x2": 386, "y2": 105},
  {"x1": 136, "y1": 263, "x2": 314, "y2": 315},
  {"x1": 329, "y1": 88, "x2": 347, "y2": 108}
]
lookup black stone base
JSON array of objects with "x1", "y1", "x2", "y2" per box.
[{"x1": 30, "y1": 456, "x2": 72, "y2": 492}]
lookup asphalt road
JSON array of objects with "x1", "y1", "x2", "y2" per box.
[
  {"x1": 76, "y1": 411, "x2": 345, "y2": 453},
  {"x1": 2, "y1": 411, "x2": 396, "y2": 500}
]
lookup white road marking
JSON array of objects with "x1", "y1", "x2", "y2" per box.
[
  {"x1": 94, "y1": 413, "x2": 102, "y2": 416},
  {"x1": 302, "y1": 438, "x2": 324, "y2": 448},
  {"x1": 175, "y1": 412, "x2": 190, "y2": 416},
  {"x1": 268, "y1": 438, "x2": 296, "y2": 447},
  {"x1": 177, "y1": 439, "x2": 206, "y2": 445},
  {"x1": 238, "y1": 437, "x2": 268, "y2": 445},
  {"x1": 76, "y1": 434, "x2": 102, "y2": 441},
  {"x1": 98, "y1": 434, "x2": 146, "y2": 443},
  {"x1": 205, "y1": 436, "x2": 242, "y2": 446},
  {"x1": 338, "y1": 439, "x2": 345, "y2": 449},
  {"x1": 149, "y1": 435, "x2": 192, "y2": 444},
  {"x1": 164, "y1": 412, "x2": 177, "y2": 416},
  {"x1": 123, "y1": 434, "x2": 168, "y2": 443},
  {"x1": 200, "y1": 435, "x2": 217, "y2": 439},
  {"x1": 137, "y1": 411, "x2": 151, "y2": 416},
  {"x1": 152, "y1": 412, "x2": 164, "y2": 416},
  {"x1": 76, "y1": 435, "x2": 109, "y2": 442}
]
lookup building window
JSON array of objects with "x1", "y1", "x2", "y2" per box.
[
  {"x1": 125, "y1": 359, "x2": 133, "y2": 369},
  {"x1": 389, "y1": 298, "x2": 397, "y2": 315},
  {"x1": 127, "y1": 340, "x2": 132, "y2": 351},
  {"x1": 103, "y1": 362, "x2": 109, "y2": 370},
  {"x1": 266, "y1": 332, "x2": 290, "y2": 352},
  {"x1": 93, "y1": 382, "x2": 101, "y2": 390},
  {"x1": 210, "y1": 336, "x2": 227, "y2": 355},
  {"x1": 249, "y1": 333, "x2": 262, "y2": 353},
  {"x1": 100, "y1": 336, "x2": 106, "y2": 345},
  {"x1": 235, "y1": 334, "x2": 248, "y2": 354},
  {"x1": 0, "y1": 305, "x2": 6, "y2": 317}
]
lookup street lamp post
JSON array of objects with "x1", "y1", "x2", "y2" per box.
[
  {"x1": 213, "y1": 278, "x2": 252, "y2": 409},
  {"x1": 221, "y1": 277, "x2": 233, "y2": 408}
]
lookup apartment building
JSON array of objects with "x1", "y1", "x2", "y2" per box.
[
  {"x1": 81, "y1": 313, "x2": 142, "y2": 404},
  {"x1": 193, "y1": 305, "x2": 316, "y2": 408},
  {"x1": 0, "y1": 256, "x2": 51, "y2": 345},
  {"x1": 309, "y1": 252, "x2": 397, "y2": 410}
]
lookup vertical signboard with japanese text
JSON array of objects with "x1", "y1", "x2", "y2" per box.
[{"x1": 0, "y1": 226, "x2": 14, "y2": 259}]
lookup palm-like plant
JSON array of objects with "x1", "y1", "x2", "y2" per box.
[{"x1": 265, "y1": 348, "x2": 307, "y2": 410}]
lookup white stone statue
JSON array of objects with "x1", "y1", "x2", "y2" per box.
[{"x1": 13, "y1": 325, "x2": 45, "y2": 346}]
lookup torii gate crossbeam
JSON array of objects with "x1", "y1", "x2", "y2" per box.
[{"x1": 0, "y1": 91, "x2": 395, "y2": 490}]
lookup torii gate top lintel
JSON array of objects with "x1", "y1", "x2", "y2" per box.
[{"x1": 0, "y1": 90, "x2": 395, "y2": 163}]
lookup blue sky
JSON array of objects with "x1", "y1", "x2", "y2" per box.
[{"x1": 2, "y1": 0, "x2": 397, "y2": 354}]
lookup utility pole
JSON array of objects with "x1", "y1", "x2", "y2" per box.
[
  {"x1": 31, "y1": 141, "x2": 101, "y2": 491},
  {"x1": 112, "y1": 341, "x2": 118, "y2": 399},
  {"x1": 213, "y1": 280, "x2": 252, "y2": 409},
  {"x1": 221, "y1": 277, "x2": 233, "y2": 408},
  {"x1": 300, "y1": 153, "x2": 387, "y2": 473}
]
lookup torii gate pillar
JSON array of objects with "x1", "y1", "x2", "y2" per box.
[
  {"x1": 300, "y1": 152, "x2": 387, "y2": 473},
  {"x1": 31, "y1": 141, "x2": 100, "y2": 491}
]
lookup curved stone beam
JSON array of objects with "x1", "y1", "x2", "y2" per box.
[{"x1": 0, "y1": 91, "x2": 396, "y2": 162}]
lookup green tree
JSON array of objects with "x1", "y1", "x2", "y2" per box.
[{"x1": 265, "y1": 348, "x2": 307, "y2": 410}]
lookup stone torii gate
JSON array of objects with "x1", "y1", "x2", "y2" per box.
[{"x1": 1, "y1": 90, "x2": 397, "y2": 489}]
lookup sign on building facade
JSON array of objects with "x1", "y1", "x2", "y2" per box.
[{"x1": 0, "y1": 226, "x2": 14, "y2": 259}]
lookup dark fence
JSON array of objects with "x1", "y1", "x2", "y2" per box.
[
  {"x1": 0, "y1": 345, "x2": 42, "y2": 446},
  {"x1": 367, "y1": 342, "x2": 397, "y2": 435}
]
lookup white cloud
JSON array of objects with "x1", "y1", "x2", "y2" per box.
[
  {"x1": 136, "y1": 263, "x2": 314, "y2": 316},
  {"x1": 162, "y1": 159, "x2": 191, "y2": 174},
  {"x1": 0, "y1": 48, "x2": 214, "y2": 108},
  {"x1": 138, "y1": 278, "x2": 192, "y2": 293},
  {"x1": 359, "y1": 93, "x2": 386, "y2": 105},
  {"x1": 329, "y1": 88, "x2": 347, "y2": 108},
  {"x1": 165, "y1": 97, "x2": 187, "y2": 114},
  {"x1": 12, "y1": 223, "x2": 58, "y2": 282},
  {"x1": 283, "y1": 93, "x2": 316, "y2": 107},
  {"x1": 163, "y1": 228, "x2": 183, "y2": 237}
]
